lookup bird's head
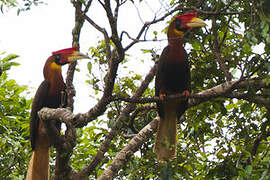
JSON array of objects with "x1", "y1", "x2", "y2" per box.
[
  {"x1": 51, "y1": 47, "x2": 89, "y2": 65},
  {"x1": 44, "y1": 47, "x2": 89, "y2": 79},
  {"x1": 46, "y1": 47, "x2": 89, "y2": 70},
  {"x1": 168, "y1": 13, "x2": 206, "y2": 37}
]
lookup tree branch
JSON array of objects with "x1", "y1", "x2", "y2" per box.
[
  {"x1": 38, "y1": 78, "x2": 270, "y2": 131},
  {"x1": 97, "y1": 118, "x2": 159, "y2": 180},
  {"x1": 38, "y1": 108, "x2": 76, "y2": 180},
  {"x1": 103, "y1": 0, "x2": 124, "y2": 58},
  {"x1": 78, "y1": 10, "x2": 111, "y2": 60},
  {"x1": 124, "y1": 6, "x2": 178, "y2": 51},
  {"x1": 66, "y1": 0, "x2": 86, "y2": 110},
  {"x1": 211, "y1": 16, "x2": 233, "y2": 81}
]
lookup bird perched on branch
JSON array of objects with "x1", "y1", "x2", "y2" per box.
[
  {"x1": 154, "y1": 13, "x2": 206, "y2": 162},
  {"x1": 26, "y1": 47, "x2": 89, "y2": 180}
]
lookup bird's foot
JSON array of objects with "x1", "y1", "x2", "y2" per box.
[
  {"x1": 159, "y1": 93, "x2": 166, "y2": 101},
  {"x1": 182, "y1": 90, "x2": 190, "y2": 97}
]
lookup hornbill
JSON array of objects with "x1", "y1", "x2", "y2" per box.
[
  {"x1": 26, "y1": 47, "x2": 89, "y2": 180},
  {"x1": 154, "y1": 13, "x2": 206, "y2": 162}
]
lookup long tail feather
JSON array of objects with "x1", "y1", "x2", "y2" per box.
[
  {"x1": 26, "y1": 147, "x2": 50, "y2": 180},
  {"x1": 26, "y1": 122, "x2": 50, "y2": 180},
  {"x1": 154, "y1": 113, "x2": 177, "y2": 162}
]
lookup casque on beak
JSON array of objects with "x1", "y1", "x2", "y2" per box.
[
  {"x1": 186, "y1": 17, "x2": 207, "y2": 28},
  {"x1": 67, "y1": 51, "x2": 90, "y2": 63}
]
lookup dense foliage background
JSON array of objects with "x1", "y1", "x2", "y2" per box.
[{"x1": 1, "y1": 0, "x2": 270, "y2": 179}]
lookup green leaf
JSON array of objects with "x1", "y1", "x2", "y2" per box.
[
  {"x1": 192, "y1": 40, "x2": 200, "y2": 50},
  {"x1": 262, "y1": 24, "x2": 269, "y2": 37},
  {"x1": 243, "y1": 43, "x2": 251, "y2": 54},
  {"x1": 245, "y1": 165, "x2": 252, "y2": 176},
  {"x1": 87, "y1": 61, "x2": 92, "y2": 73},
  {"x1": 265, "y1": 76, "x2": 270, "y2": 86}
]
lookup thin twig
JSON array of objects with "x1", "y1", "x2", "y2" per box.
[{"x1": 212, "y1": 16, "x2": 233, "y2": 81}]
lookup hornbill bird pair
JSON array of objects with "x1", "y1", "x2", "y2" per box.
[{"x1": 26, "y1": 12, "x2": 205, "y2": 179}]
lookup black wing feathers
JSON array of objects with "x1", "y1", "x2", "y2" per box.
[
  {"x1": 155, "y1": 46, "x2": 169, "y2": 118},
  {"x1": 30, "y1": 80, "x2": 50, "y2": 150}
]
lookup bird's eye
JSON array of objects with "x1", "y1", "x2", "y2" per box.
[
  {"x1": 54, "y1": 54, "x2": 61, "y2": 65},
  {"x1": 175, "y1": 19, "x2": 181, "y2": 31}
]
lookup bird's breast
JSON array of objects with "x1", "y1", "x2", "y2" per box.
[
  {"x1": 162, "y1": 61, "x2": 189, "y2": 93},
  {"x1": 47, "y1": 77, "x2": 66, "y2": 107}
]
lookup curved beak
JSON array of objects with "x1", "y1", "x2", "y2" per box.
[
  {"x1": 67, "y1": 51, "x2": 90, "y2": 63},
  {"x1": 186, "y1": 17, "x2": 207, "y2": 28}
]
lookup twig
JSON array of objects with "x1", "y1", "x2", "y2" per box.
[
  {"x1": 78, "y1": 10, "x2": 111, "y2": 60},
  {"x1": 212, "y1": 16, "x2": 233, "y2": 81},
  {"x1": 124, "y1": 6, "x2": 177, "y2": 51},
  {"x1": 0, "y1": 154, "x2": 18, "y2": 175},
  {"x1": 177, "y1": 6, "x2": 243, "y2": 15},
  {"x1": 129, "y1": 104, "x2": 156, "y2": 133},
  {"x1": 104, "y1": 0, "x2": 123, "y2": 56}
]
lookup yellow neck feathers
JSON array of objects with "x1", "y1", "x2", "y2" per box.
[
  {"x1": 50, "y1": 62, "x2": 61, "y2": 70},
  {"x1": 174, "y1": 29, "x2": 184, "y2": 37}
]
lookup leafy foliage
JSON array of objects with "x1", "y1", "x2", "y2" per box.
[
  {"x1": 0, "y1": 53, "x2": 31, "y2": 179},
  {"x1": 2, "y1": 0, "x2": 270, "y2": 179},
  {"x1": 0, "y1": 0, "x2": 43, "y2": 14}
]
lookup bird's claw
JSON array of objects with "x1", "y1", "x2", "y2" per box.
[
  {"x1": 182, "y1": 90, "x2": 190, "y2": 97},
  {"x1": 159, "y1": 93, "x2": 166, "y2": 101}
]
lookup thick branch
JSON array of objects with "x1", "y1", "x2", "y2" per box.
[
  {"x1": 39, "y1": 78, "x2": 270, "y2": 130},
  {"x1": 39, "y1": 108, "x2": 73, "y2": 150},
  {"x1": 97, "y1": 118, "x2": 159, "y2": 180},
  {"x1": 38, "y1": 108, "x2": 77, "y2": 180}
]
